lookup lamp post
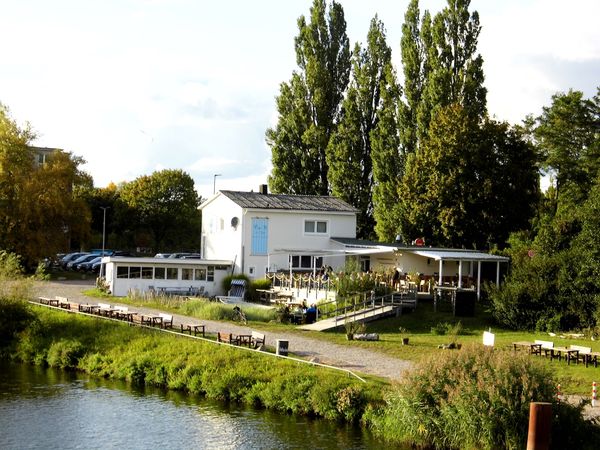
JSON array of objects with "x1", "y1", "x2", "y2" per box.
[
  {"x1": 213, "y1": 174, "x2": 222, "y2": 194},
  {"x1": 100, "y1": 207, "x2": 110, "y2": 277}
]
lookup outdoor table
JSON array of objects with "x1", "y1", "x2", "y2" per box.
[
  {"x1": 140, "y1": 314, "x2": 163, "y2": 327},
  {"x1": 47, "y1": 298, "x2": 60, "y2": 307},
  {"x1": 236, "y1": 334, "x2": 253, "y2": 347},
  {"x1": 512, "y1": 341, "x2": 542, "y2": 355},
  {"x1": 115, "y1": 311, "x2": 137, "y2": 322},
  {"x1": 180, "y1": 324, "x2": 205, "y2": 337},
  {"x1": 551, "y1": 346, "x2": 579, "y2": 365}
]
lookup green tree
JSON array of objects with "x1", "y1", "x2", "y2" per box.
[
  {"x1": 0, "y1": 104, "x2": 90, "y2": 267},
  {"x1": 327, "y1": 17, "x2": 394, "y2": 238},
  {"x1": 399, "y1": 104, "x2": 538, "y2": 248},
  {"x1": 401, "y1": 0, "x2": 486, "y2": 149},
  {"x1": 267, "y1": 0, "x2": 350, "y2": 195},
  {"x1": 534, "y1": 88, "x2": 600, "y2": 207},
  {"x1": 119, "y1": 169, "x2": 201, "y2": 252}
]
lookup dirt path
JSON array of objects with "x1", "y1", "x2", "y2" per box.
[{"x1": 31, "y1": 280, "x2": 413, "y2": 382}]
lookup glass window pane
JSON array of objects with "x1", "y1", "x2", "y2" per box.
[
  {"x1": 117, "y1": 266, "x2": 128, "y2": 278},
  {"x1": 195, "y1": 268, "x2": 206, "y2": 280},
  {"x1": 207, "y1": 266, "x2": 214, "y2": 282},
  {"x1": 141, "y1": 267, "x2": 153, "y2": 279},
  {"x1": 154, "y1": 267, "x2": 165, "y2": 279},
  {"x1": 130, "y1": 267, "x2": 141, "y2": 279},
  {"x1": 167, "y1": 268, "x2": 178, "y2": 280},
  {"x1": 182, "y1": 268, "x2": 193, "y2": 280},
  {"x1": 304, "y1": 221, "x2": 315, "y2": 233},
  {"x1": 301, "y1": 255, "x2": 312, "y2": 268},
  {"x1": 291, "y1": 255, "x2": 299, "y2": 268},
  {"x1": 315, "y1": 257, "x2": 323, "y2": 268},
  {"x1": 316, "y1": 221, "x2": 327, "y2": 233}
]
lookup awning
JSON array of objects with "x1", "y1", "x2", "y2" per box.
[{"x1": 406, "y1": 249, "x2": 509, "y2": 262}]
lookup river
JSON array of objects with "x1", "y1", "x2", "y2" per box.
[{"x1": 0, "y1": 363, "x2": 382, "y2": 449}]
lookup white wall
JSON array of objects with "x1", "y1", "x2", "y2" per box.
[{"x1": 201, "y1": 195, "x2": 243, "y2": 272}]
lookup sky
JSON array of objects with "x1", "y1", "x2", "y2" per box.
[{"x1": 1, "y1": 0, "x2": 599, "y2": 199}]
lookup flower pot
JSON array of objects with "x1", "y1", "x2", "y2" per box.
[{"x1": 402, "y1": 337, "x2": 409, "y2": 345}]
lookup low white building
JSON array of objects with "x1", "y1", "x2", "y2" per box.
[
  {"x1": 103, "y1": 257, "x2": 232, "y2": 297},
  {"x1": 200, "y1": 186, "x2": 358, "y2": 279}
]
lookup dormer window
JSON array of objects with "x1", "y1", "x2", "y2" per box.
[{"x1": 304, "y1": 220, "x2": 328, "y2": 235}]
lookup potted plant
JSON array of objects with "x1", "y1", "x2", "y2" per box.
[{"x1": 399, "y1": 327, "x2": 410, "y2": 345}]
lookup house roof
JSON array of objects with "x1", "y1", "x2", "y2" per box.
[
  {"x1": 330, "y1": 237, "x2": 509, "y2": 262},
  {"x1": 218, "y1": 190, "x2": 358, "y2": 213}
]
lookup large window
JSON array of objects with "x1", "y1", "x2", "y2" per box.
[
  {"x1": 129, "y1": 267, "x2": 141, "y2": 279},
  {"x1": 154, "y1": 267, "x2": 166, "y2": 279},
  {"x1": 195, "y1": 268, "x2": 207, "y2": 281},
  {"x1": 182, "y1": 268, "x2": 193, "y2": 280},
  {"x1": 291, "y1": 255, "x2": 323, "y2": 269},
  {"x1": 142, "y1": 267, "x2": 153, "y2": 279},
  {"x1": 166, "y1": 268, "x2": 178, "y2": 280},
  {"x1": 304, "y1": 220, "x2": 328, "y2": 234},
  {"x1": 117, "y1": 266, "x2": 128, "y2": 278},
  {"x1": 207, "y1": 266, "x2": 215, "y2": 282}
]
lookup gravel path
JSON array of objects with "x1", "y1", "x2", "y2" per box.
[{"x1": 32, "y1": 280, "x2": 413, "y2": 382}]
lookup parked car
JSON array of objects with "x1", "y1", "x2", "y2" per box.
[
  {"x1": 168, "y1": 253, "x2": 201, "y2": 259},
  {"x1": 111, "y1": 251, "x2": 134, "y2": 257},
  {"x1": 59, "y1": 252, "x2": 89, "y2": 270},
  {"x1": 78, "y1": 256, "x2": 102, "y2": 272},
  {"x1": 154, "y1": 253, "x2": 171, "y2": 258},
  {"x1": 67, "y1": 254, "x2": 97, "y2": 270}
]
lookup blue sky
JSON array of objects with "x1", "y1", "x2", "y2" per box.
[{"x1": 1, "y1": 0, "x2": 599, "y2": 199}]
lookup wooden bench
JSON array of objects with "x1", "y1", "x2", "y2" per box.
[
  {"x1": 56, "y1": 296, "x2": 71, "y2": 310},
  {"x1": 97, "y1": 302, "x2": 113, "y2": 316},
  {"x1": 251, "y1": 331, "x2": 265, "y2": 349},
  {"x1": 38, "y1": 296, "x2": 52, "y2": 305},
  {"x1": 569, "y1": 345, "x2": 597, "y2": 367},
  {"x1": 217, "y1": 332, "x2": 236, "y2": 344},
  {"x1": 534, "y1": 340, "x2": 554, "y2": 357},
  {"x1": 113, "y1": 306, "x2": 136, "y2": 322},
  {"x1": 159, "y1": 313, "x2": 173, "y2": 329},
  {"x1": 180, "y1": 323, "x2": 205, "y2": 337}
]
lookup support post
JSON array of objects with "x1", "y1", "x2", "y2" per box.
[
  {"x1": 477, "y1": 261, "x2": 482, "y2": 300},
  {"x1": 496, "y1": 261, "x2": 501, "y2": 287},
  {"x1": 526, "y1": 402, "x2": 552, "y2": 450},
  {"x1": 458, "y1": 260, "x2": 463, "y2": 288},
  {"x1": 438, "y1": 259, "x2": 443, "y2": 286}
]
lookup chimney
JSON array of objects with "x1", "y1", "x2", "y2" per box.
[{"x1": 259, "y1": 184, "x2": 268, "y2": 195}]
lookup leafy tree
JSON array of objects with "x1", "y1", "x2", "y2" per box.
[
  {"x1": 0, "y1": 104, "x2": 90, "y2": 268},
  {"x1": 327, "y1": 17, "x2": 394, "y2": 238},
  {"x1": 119, "y1": 169, "x2": 201, "y2": 252},
  {"x1": 401, "y1": 0, "x2": 486, "y2": 149},
  {"x1": 267, "y1": 0, "x2": 350, "y2": 195},
  {"x1": 399, "y1": 104, "x2": 538, "y2": 248},
  {"x1": 533, "y1": 88, "x2": 600, "y2": 207},
  {"x1": 371, "y1": 65, "x2": 403, "y2": 242}
]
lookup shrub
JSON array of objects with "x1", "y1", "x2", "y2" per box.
[
  {"x1": 370, "y1": 346, "x2": 582, "y2": 449},
  {"x1": 46, "y1": 339, "x2": 85, "y2": 369},
  {"x1": 0, "y1": 297, "x2": 36, "y2": 348}
]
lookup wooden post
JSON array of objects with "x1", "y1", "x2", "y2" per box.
[{"x1": 526, "y1": 402, "x2": 552, "y2": 450}]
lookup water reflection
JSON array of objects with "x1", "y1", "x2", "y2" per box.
[{"x1": 0, "y1": 363, "x2": 381, "y2": 449}]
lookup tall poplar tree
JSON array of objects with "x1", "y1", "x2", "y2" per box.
[
  {"x1": 267, "y1": 0, "x2": 350, "y2": 195},
  {"x1": 327, "y1": 16, "x2": 394, "y2": 238}
]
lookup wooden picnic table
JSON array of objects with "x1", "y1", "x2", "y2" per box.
[
  {"x1": 78, "y1": 304, "x2": 100, "y2": 314},
  {"x1": 512, "y1": 341, "x2": 542, "y2": 355},
  {"x1": 551, "y1": 346, "x2": 580, "y2": 365},
  {"x1": 236, "y1": 334, "x2": 253, "y2": 347},
  {"x1": 140, "y1": 314, "x2": 163, "y2": 327},
  {"x1": 180, "y1": 324, "x2": 205, "y2": 336},
  {"x1": 114, "y1": 310, "x2": 137, "y2": 322}
]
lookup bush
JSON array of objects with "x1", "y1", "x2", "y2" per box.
[
  {"x1": 47, "y1": 339, "x2": 85, "y2": 369},
  {"x1": 0, "y1": 298, "x2": 36, "y2": 348},
  {"x1": 369, "y1": 346, "x2": 590, "y2": 449}
]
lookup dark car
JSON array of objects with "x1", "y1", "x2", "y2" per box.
[
  {"x1": 168, "y1": 253, "x2": 202, "y2": 259},
  {"x1": 59, "y1": 252, "x2": 89, "y2": 270},
  {"x1": 67, "y1": 254, "x2": 97, "y2": 270},
  {"x1": 78, "y1": 256, "x2": 102, "y2": 272}
]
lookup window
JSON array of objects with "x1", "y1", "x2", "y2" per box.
[
  {"x1": 251, "y1": 218, "x2": 268, "y2": 255},
  {"x1": 291, "y1": 255, "x2": 318, "y2": 269},
  {"x1": 207, "y1": 266, "x2": 215, "y2": 282},
  {"x1": 360, "y1": 256, "x2": 371, "y2": 272},
  {"x1": 166, "y1": 268, "x2": 178, "y2": 280},
  {"x1": 304, "y1": 220, "x2": 327, "y2": 234},
  {"x1": 142, "y1": 267, "x2": 153, "y2": 279},
  {"x1": 248, "y1": 266, "x2": 255, "y2": 276},
  {"x1": 194, "y1": 268, "x2": 206, "y2": 281},
  {"x1": 130, "y1": 267, "x2": 141, "y2": 279},
  {"x1": 117, "y1": 266, "x2": 128, "y2": 278},
  {"x1": 182, "y1": 268, "x2": 193, "y2": 280},
  {"x1": 155, "y1": 267, "x2": 166, "y2": 279}
]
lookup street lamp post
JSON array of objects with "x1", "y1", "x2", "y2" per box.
[
  {"x1": 100, "y1": 207, "x2": 110, "y2": 277},
  {"x1": 213, "y1": 174, "x2": 222, "y2": 194}
]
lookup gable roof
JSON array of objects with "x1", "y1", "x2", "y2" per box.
[{"x1": 218, "y1": 190, "x2": 357, "y2": 213}]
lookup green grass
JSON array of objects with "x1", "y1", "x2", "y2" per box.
[{"x1": 73, "y1": 287, "x2": 600, "y2": 395}]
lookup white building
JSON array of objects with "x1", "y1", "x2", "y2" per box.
[
  {"x1": 103, "y1": 257, "x2": 232, "y2": 297},
  {"x1": 200, "y1": 186, "x2": 358, "y2": 278}
]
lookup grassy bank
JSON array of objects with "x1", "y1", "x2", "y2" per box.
[{"x1": 11, "y1": 306, "x2": 378, "y2": 423}]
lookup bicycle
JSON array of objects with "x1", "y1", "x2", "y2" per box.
[{"x1": 232, "y1": 306, "x2": 247, "y2": 325}]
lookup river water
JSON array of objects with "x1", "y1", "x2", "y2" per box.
[{"x1": 0, "y1": 363, "x2": 382, "y2": 450}]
